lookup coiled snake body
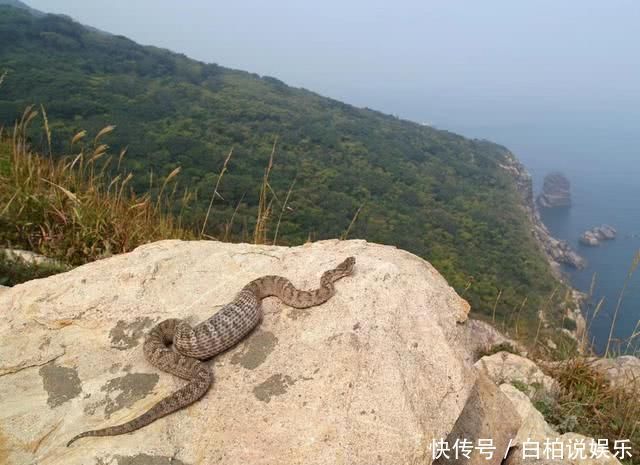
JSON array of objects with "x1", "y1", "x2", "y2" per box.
[{"x1": 67, "y1": 256, "x2": 355, "y2": 446}]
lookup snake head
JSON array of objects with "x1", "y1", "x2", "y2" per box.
[{"x1": 338, "y1": 256, "x2": 356, "y2": 275}]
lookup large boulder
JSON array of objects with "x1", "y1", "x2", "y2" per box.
[
  {"x1": 433, "y1": 372, "x2": 520, "y2": 465},
  {"x1": 0, "y1": 239, "x2": 482, "y2": 465},
  {"x1": 536, "y1": 172, "x2": 572, "y2": 209},
  {"x1": 500, "y1": 384, "x2": 622, "y2": 465}
]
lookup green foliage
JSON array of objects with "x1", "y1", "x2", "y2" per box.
[
  {"x1": 0, "y1": 6, "x2": 563, "y2": 332},
  {"x1": 532, "y1": 396, "x2": 556, "y2": 419},
  {"x1": 510, "y1": 380, "x2": 529, "y2": 393},
  {"x1": 563, "y1": 317, "x2": 578, "y2": 332},
  {"x1": 0, "y1": 138, "x2": 10, "y2": 175}
]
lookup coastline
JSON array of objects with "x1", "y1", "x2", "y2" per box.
[{"x1": 500, "y1": 154, "x2": 588, "y2": 352}]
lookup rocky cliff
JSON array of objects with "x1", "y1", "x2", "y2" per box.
[
  {"x1": 500, "y1": 157, "x2": 585, "y2": 271},
  {"x1": 0, "y1": 239, "x2": 625, "y2": 465}
]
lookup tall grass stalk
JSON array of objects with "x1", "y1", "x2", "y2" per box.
[
  {"x1": 605, "y1": 250, "x2": 640, "y2": 357},
  {"x1": 625, "y1": 319, "x2": 640, "y2": 353},
  {"x1": 491, "y1": 289, "x2": 502, "y2": 324},
  {"x1": 254, "y1": 139, "x2": 278, "y2": 245},
  {"x1": 0, "y1": 113, "x2": 191, "y2": 266},
  {"x1": 534, "y1": 287, "x2": 558, "y2": 348},
  {"x1": 40, "y1": 105, "x2": 52, "y2": 158},
  {"x1": 223, "y1": 193, "x2": 246, "y2": 242},
  {"x1": 273, "y1": 177, "x2": 296, "y2": 246},
  {"x1": 341, "y1": 202, "x2": 365, "y2": 240},
  {"x1": 582, "y1": 297, "x2": 605, "y2": 352},
  {"x1": 200, "y1": 148, "x2": 233, "y2": 237},
  {"x1": 513, "y1": 296, "x2": 528, "y2": 337}
]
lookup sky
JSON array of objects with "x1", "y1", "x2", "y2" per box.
[{"x1": 25, "y1": 0, "x2": 640, "y2": 130}]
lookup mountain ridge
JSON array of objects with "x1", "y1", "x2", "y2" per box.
[
  {"x1": 0, "y1": 4, "x2": 566, "y2": 331},
  {"x1": 0, "y1": 0, "x2": 43, "y2": 16}
]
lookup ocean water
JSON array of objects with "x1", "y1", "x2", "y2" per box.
[{"x1": 450, "y1": 121, "x2": 640, "y2": 355}]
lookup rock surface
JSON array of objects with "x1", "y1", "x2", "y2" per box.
[
  {"x1": 499, "y1": 383, "x2": 557, "y2": 442},
  {"x1": 536, "y1": 172, "x2": 572, "y2": 209},
  {"x1": 433, "y1": 371, "x2": 519, "y2": 465},
  {"x1": 590, "y1": 356, "x2": 640, "y2": 393},
  {"x1": 475, "y1": 352, "x2": 560, "y2": 398},
  {"x1": 500, "y1": 384, "x2": 622, "y2": 465},
  {"x1": 0, "y1": 248, "x2": 63, "y2": 266},
  {"x1": 580, "y1": 225, "x2": 617, "y2": 247},
  {"x1": 0, "y1": 239, "x2": 479, "y2": 465},
  {"x1": 456, "y1": 318, "x2": 525, "y2": 364}
]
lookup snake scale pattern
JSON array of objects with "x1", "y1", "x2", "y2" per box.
[{"x1": 67, "y1": 256, "x2": 355, "y2": 446}]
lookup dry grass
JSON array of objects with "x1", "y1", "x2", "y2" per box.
[
  {"x1": 605, "y1": 250, "x2": 640, "y2": 356},
  {"x1": 253, "y1": 138, "x2": 278, "y2": 245},
  {"x1": 201, "y1": 148, "x2": 233, "y2": 236},
  {"x1": 273, "y1": 177, "x2": 296, "y2": 246},
  {"x1": 0, "y1": 107, "x2": 192, "y2": 266},
  {"x1": 543, "y1": 358, "x2": 639, "y2": 465},
  {"x1": 491, "y1": 288, "x2": 502, "y2": 324},
  {"x1": 340, "y1": 201, "x2": 366, "y2": 241},
  {"x1": 0, "y1": 107, "x2": 351, "y2": 278}
]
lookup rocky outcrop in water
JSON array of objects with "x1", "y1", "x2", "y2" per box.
[
  {"x1": 580, "y1": 225, "x2": 617, "y2": 246},
  {"x1": 537, "y1": 172, "x2": 572, "y2": 209},
  {"x1": 500, "y1": 158, "x2": 586, "y2": 270}
]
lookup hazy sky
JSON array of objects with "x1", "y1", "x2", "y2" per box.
[{"x1": 26, "y1": 0, "x2": 640, "y2": 129}]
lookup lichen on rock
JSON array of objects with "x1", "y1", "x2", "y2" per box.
[{"x1": 0, "y1": 239, "x2": 480, "y2": 465}]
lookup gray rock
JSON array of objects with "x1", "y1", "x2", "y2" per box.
[
  {"x1": 0, "y1": 239, "x2": 478, "y2": 465},
  {"x1": 590, "y1": 356, "x2": 640, "y2": 393},
  {"x1": 580, "y1": 231, "x2": 601, "y2": 247},
  {"x1": 580, "y1": 225, "x2": 617, "y2": 246},
  {"x1": 0, "y1": 248, "x2": 63, "y2": 266},
  {"x1": 456, "y1": 318, "x2": 525, "y2": 364},
  {"x1": 500, "y1": 384, "x2": 622, "y2": 465},
  {"x1": 433, "y1": 372, "x2": 520, "y2": 465},
  {"x1": 537, "y1": 172, "x2": 572, "y2": 209},
  {"x1": 475, "y1": 351, "x2": 560, "y2": 398},
  {"x1": 597, "y1": 225, "x2": 617, "y2": 240}
]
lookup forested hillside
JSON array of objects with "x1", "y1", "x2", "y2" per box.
[{"x1": 0, "y1": 5, "x2": 566, "y2": 331}]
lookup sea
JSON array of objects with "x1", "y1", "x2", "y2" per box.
[{"x1": 447, "y1": 118, "x2": 640, "y2": 355}]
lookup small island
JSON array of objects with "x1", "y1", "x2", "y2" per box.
[
  {"x1": 536, "y1": 172, "x2": 572, "y2": 208},
  {"x1": 580, "y1": 224, "x2": 617, "y2": 246}
]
